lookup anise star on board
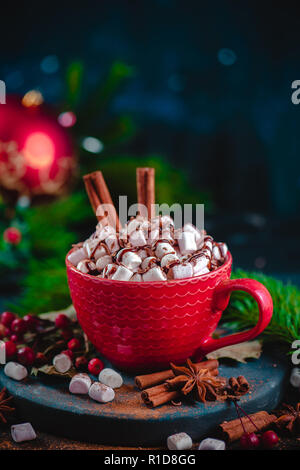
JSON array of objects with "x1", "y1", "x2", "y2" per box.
[
  {"x1": 166, "y1": 358, "x2": 224, "y2": 403},
  {"x1": 276, "y1": 403, "x2": 300, "y2": 435},
  {"x1": 0, "y1": 387, "x2": 15, "y2": 424}
]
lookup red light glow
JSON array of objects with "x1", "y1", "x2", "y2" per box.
[{"x1": 23, "y1": 132, "x2": 55, "y2": 169}]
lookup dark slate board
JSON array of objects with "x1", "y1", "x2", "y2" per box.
[{"x1": 0, "y1": 352, "x2": 290, "y2": 446}]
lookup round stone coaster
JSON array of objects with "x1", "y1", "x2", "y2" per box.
[{"x1": 0, "y1": 352, "x2": 289, "y2": 446}]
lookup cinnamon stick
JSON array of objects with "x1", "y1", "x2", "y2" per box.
[
  {"x1": 135, "y1": 359, "x2": 219, "y2": 390},
  {"x1": 83, "y1": 171, "x2": 121, "y2": 231},
  {"x1": 141, "y1": 384, "x2": 180, "y2": 408},
  {"x1": 136, "y1": 167, "x2": 155, "y2": 220},
  {"x1": 218, "y1": 411, "x2": 276, "y2": 443}
]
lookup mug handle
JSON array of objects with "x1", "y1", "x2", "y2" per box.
[{"x1": 195, "y1": 278, "x2": 273, "y2": 359}]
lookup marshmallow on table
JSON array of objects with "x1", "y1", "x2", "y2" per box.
[
  {"x1": 198, "y1": 438, "x2": 226, "y2": 450},
  {"x1": 290, "y1": 368, "x2": 300, "y2": 388},
  {"x1": 4, "y1": 362, "x2": 28, "y2": 381},
  {"x1": 96, "y1": 255, "x2": 112, "y2": 271},
  {"x1": 143, "y1": 266, "x2": 167, "y2": 282},
  {"x1": 69, "y1": 373, "x2": 92, "y2": 394},
  {"x1": 170, "y1": 262, "x2": 193, "y2": 280},
  {"x1": 68, "y1": 247, "x2": 88, "y2": 266},
  {"x1": 155, "y1": 242, "x2": 176, "y2": 259},
  {"x1": 129, "y1": 229, "x2": 147, "y2": 247},
  {"x1": 98, "y1": 368, "x2": 123, "y2": 389},
  {"x1": 76, "y1": 260, "x2": 96, "y2": 274},
  {"x1": 160, "y1": 253, "x2": 178, "y2": 268},
  {"x1": 89, "y1": 382, "x2": 115, "y2": 403},
  {"x1": 167, "y1": 432, "x2": 193, "y2": 450},
  {"x1": 117, "y1": 249, "x2": 142, "y2": 270},
  {"x1": 177, "y1": 231, "x2": 197, "y2": 255},
  {"x1": 53, "y1": 353, "x2": 72, "y2": 373},
  {"x1": 11, "y1": 423, "x2": 36, "y2": 443}
]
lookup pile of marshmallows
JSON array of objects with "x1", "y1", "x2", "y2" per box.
[{"x1": 68, "y1": 215, "x2": 228, "y2": 281}]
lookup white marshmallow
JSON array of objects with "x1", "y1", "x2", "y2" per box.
[
  {"x1": 105, "y1": 235, "x2": 119, "y2": 253},
  {"x1": 68, "y1": 247, "x2": 88, "y2": 266},
  {"x1": 76, "y1": 260, "x2": 96, "y2": 274},
  {"x1": 213, "y1": 243, "x2": 228, "y2": 261},
  {"x1": 11, "y1": 423, "x2": 36, "y2": 443},
  {"x1": 143, "y1": 267, "x2": 167, "y2": 282},
  {"x1": 4, "y1": 362, "x2": 28, "y2": 381},
  {"x1": 160, "y1": 253, "x2": 179, "y2": 268},
  {"x1": 290, "y1": 368, "x2": 300, "y2": 388},
  {"x1": 117, "y1": 249, "x2": 142, "y2": 270},
  {"x1": 98, "y1": 368, "x2": 123, "y2": 389},
  {"x1": 147, "y1": 228, "x2": 160, "y2": 245},
  {"x1": 131, "y1": 273, "x2": 143, "y2": 282},
  {"x1": 69, "y1": 373, "x2": 92, "y2": 394},
  {"x1": 183, "y1": 223, "x2": 203, "y2": 244},
  {"x1": 178, "y1": 231, "x2": 197, "y2": 255},
  {"x1": 141, "y1": 256, "x2": 157, "y2": 270},
  {"x1": 103, "y1": 263, "x2": 118, "y2": 278},
  {"x1": 130, "y1": 229, "x2": 147, "y2": 247},
  {"x1": 111, "y1": 265, "x2": 133, "y2": 281},
  {"x1": 155, "y1": 242, "x2": 176, "y2": 259},
  {"x1": 96, "y1": 255, "x2": 112, "y2": 271},
  {"x1": 198, "y1": 438, "x2": 226, "y2": 450},
  {"x1": 167, "y1": 432, "x2": 193, "y2": 450},
  {"x1": 97, "y1": 225, "x2": 116, "y2": 241},
  {"x1": 126, "y1": 218, "x2": 142, "y2": 234},
  {"x1": 137, "y1": 249, "x2": 149, "y2": 260},
  {"x1": 53, "y1": 353, "x2": 72, "y2": 373},
  {"x1": 193, "y1": 267, "x2": 210, "y2": 277},
  {"x1": 171, "y1": 262, "x2": 193, "y2": 280},
  {"x1": 89, "y1": 382, "x2": 115, "y2": 403},
  {"x1": 191, "y1": 254, "x2": 209, "y2": 275}
]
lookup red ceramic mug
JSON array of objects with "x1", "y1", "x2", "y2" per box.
[{"x1": 66, "y1": 250, "x2": 273, "y2": 372}]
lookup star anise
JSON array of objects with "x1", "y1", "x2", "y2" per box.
[
  {"x1": 166, "y1": 358, "x2": 226, "y2": 403},
  {"x1": 0, "y1": 387, "x2": 15, "y2": 424},
  {"x1": 275, "y1": 403, "x2": 300, "y2": 435}
]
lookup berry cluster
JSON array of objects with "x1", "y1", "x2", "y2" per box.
[{"x1": 0, "y1": 311, "x2": 104, "y2": 374}]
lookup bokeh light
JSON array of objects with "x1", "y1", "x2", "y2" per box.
[
  {"x1": 217, "y1": 48, "x2": 237, "y2": 66},
  {"x1": 22, "y1": 90, "x2": 44, "y2": 107},
  {"x1": 58, "y1": 111, "x2": 77, "y2": 128},
  {"x1": 82, "y1": 136, "x2": 104, "y2": 154},
  {"x1": 40, "y1": 55, "x2": 59, "y2": 74},
  {"x1": 23, "y1": 132, "x2": 55, "y2": 169}
]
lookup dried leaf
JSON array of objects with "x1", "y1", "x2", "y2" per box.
[
  {"x1": 206, "y1": 340, "x2": 262, "y2": 363},
  {"x1": 35, "y1": 365, "x2": 77, "y2": 379}
]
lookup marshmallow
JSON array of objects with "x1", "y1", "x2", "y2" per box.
[
  {"x1": 84, "y1": 239, "x2": 108, "y2": 260},
  {"x1": 177, "y1": 231, "x2": 197, "y2": 255},
  {"x1": 130, "y1": 229, "x2": 147, "y2": 247},
  {"x1": 117, "y1": 249, "x2": 142, "y2": 270},
  {"x1": 96, "y1": 255, "x2": 112, "y2": 271},
  {"x1": 98, "y1": 368, "x2": 123, "y2": 389},
  {"x1": 137, "y1": 249, "x2": 149, "y2": 260},
  {"x1": 183, "y1": 223, "x2": 203, "y2": 244},
  {"x1": 155, "y1": 242, "x2": 176, "y2": 259},
  {"x1": 4, "y1": 362, "x2": 28, "y2": 381},
  {"x1": 89, "y1": 382, "x2": 115, "y2": 403},
  {"x1": 171, "y1": 262, "x2": 193, "y2": 280},
  {"x1": 143, "y1": 267, "x2": 167, "y2": 282},
  {"x1": 141, "y1": 256, "x2": 158, "y2": 270},
  {"x1": 147, "y1": 228, "x2": 160, "y2": 245},
  {"x1": 76, "y1": 260, "x2": 96, "y2": 274},
  {"x1": 53, "y1": 353, "x2": 72, "y2": 373},
  {"x1": 111, "y1": 265, "x2": 133, "y2": 281},
  {"x1": 213, "y1": 243, "x2": 228, "y2": 261},
  {"x1": 198, "y1": 438, "x2": 226, "y2": 450},
  {"x1": 69, "y1": 373, "x2": 92, "y2": 394},
  {"x1": 167, "y1": 432, "x2": 193, "y2": 450},
  {"x1": 105, "y1": 234, "x2": 119, "y2": 253},
  {"x1": 126, "y1": 218, "x2": 142, "y2": 234},
  {"x1": 131, "y1": 273, "x2": 143, "y2": 282},
  {"x1": 194, "y1": 267, "x2": 210, "y2": 277},
  {"x1": 191, "y1": 254, "x2": 209, "y2": 275},
  {"x1": 97, "y1": 225, "x2": 116, "y2": 241},
  {"x1": 11, "y1": 423, "x2": 36, "y2": 443},
  {"x1": 290, "y1": 368, "x2": 300, "y2": 388},
  {"x1": 68, "y1": 247, "x2": 88, "y2": 266},
  {"x1": 160, "y1": 253, "x2": 179, "y2": 268}
]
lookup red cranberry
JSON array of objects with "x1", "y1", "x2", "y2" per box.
[
  {"x1": 17, "y1": 347, "x2": 36, "y2": 366},
  {"x1": 10, "y1": 334, "x2": 23, "y2": 343},
  {"x1": 240, "y1": 432, "x2": 260, "y2": 450},
  {"x1": 23, "y1": 314, "x2": 38, "y2": 330},
  {"x1": 61, "y1": 349, "x2": 73, "y2": 359},
  {"x1": 88, "y1": 358, "x2": 104, "y2": 375},
  {"x1": 1, "y1": 311, "x2": 16, "y2": 327},
  {"x1": 11, "y1": 318, "x2": 27, "y2": 335},
  {"x1": 3, "y1": 227, "x2": 22, "y2": 245},
  {"x1": 68, "y1": 338, "x2": 81, "y2": 351},
  {"x1": 261, "y1": 430, "x2": 279, "y2": 449},
  {"x1": 75, "y1": 356, "x2": 88, "y2": 370},
  {"x1": 55, "y1": 314, "x2": 70, "y2": 329},
  {"x1": 60, "y1": 328, "x2": 73, "y2": 341},
  {"x1": 34, "y1": 352, "x2": 48, "y2": 366},
  {"x1": 5, "y1": 340, "x2": 17, "y2": 358}
]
